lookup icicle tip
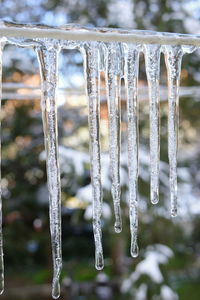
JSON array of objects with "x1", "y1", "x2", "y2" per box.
[
  {"x1": 151, "y1": 191, "x2": 159, "y2": 205},
  {"x1": 130, "y1": 243, "x2": 139, "y2": 258},
  {"x1": 52, "y1": 280, "x2": 60, "y2": 299},
  {"x1": 171, "y1": 208, "x2": 178, "y2": 218},
  {"x1": 95, "y1": 252, "x2": 104, "y2": 270},
  {"x1": 114, "y1": 220, "x2": 122, "y2": 233}
]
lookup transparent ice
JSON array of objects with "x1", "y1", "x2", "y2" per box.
[
  {"x1": 0, "y1": 21, "x2": 195, "y2": 299},
  {"x1": 164, "y1": 45, "x2": 183, "y2": 217},
  {"x1": 105, "y1": 42, "x2": 122, "y2": 233},
  {"x1": 124, "y1": 44, "x2": 140, "y2": 257},
  {"x1": 36, "y1": 41, "x2": 62, "y2": 299},
  {"x1": 82, "y1": 42, "x2": 104, "y2": 270},
  {"x1": 144, "y1": 44, "x2": 161, "y2": 205}
]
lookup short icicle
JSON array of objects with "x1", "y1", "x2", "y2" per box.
[
  {"x1": 82, "y1": 42, "x2": 104, "y2": 270},
  {"x1": 164, "y1": 45, "x2": 183, "y2": 217},
  {"x1": 144, "y1": 44, "x2": 161, "y2": 204},
  {"x1": 36, "y1": 43, "x2": 62, "y2": 299},
  {"x1": 0, "y1": 42, "x2": 4, "y2": 295},
  {"x1": 105, "y1": 43, "x2": 122, "y2": 233},
  {"x1": 124, "y1": 44, "x2": 140, "y2": 257}
]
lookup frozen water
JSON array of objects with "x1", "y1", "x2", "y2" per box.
[
  {"x1": 82, "y1": 42, "x2": 104, "y2": 270},
  {"x1": 144, "y1": 44, "x2": 161, "y2": 205},
  {"x1": 105, "y1": 42, "x2": 122, "y2": 233},
  {"x1": 0, "y1": 22, "x2": 197, "y2": 298},
  {"x1": 164, "y1": 45, "x2": 183, "y2": 217},
  {"x1": 124, "y1": 43, "x2": 139, "y2": 257},
  {"x1": 36, "y1": 41, "x2": 62, "y2": 299}
]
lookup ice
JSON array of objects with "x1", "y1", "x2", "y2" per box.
[
  {"x1": 124, "y1": 43, "x2": 140, "y2": 257},
  {"x1": 164, "y1": 45, "x2": 183, "y2": 217},
  {"x1": 35, "y1": 40, "x2": 62, "y2": 299},
  {"x1": 144, "y1": 44, "x2": 161, "y2": 205},
  {"x1": 0, "y1": 42, "x2": 4, "y2": 295},
  {"x1": 81, "y1": 42, "x2": 104, "y2": 270},
  {"x1": 0, "y1": 23, "x2": 197, "y2": 299},
  {"x1": 105, "y1": 42, "x2": 122, "y2": 233}
]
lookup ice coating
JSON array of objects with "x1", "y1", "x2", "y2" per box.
[
  {"x1": 0, "y1": 23, "x2": 197, "y2": 298},
  {"x1": 164, "y1": 45, "x2": 183, "y2": 217},
  {"x1": 0, "y1": 42, "x2": 4, "y2": 295},
  {"x1": 82, "y1": 42, "x2": 104, "y2": 270},
  {"x1": 98, "y1": 42, "x2": 107, "y2": 72},
  {"x1": 124, "y1": 44, "x2": 140, "y2": 257},
  {"x1": 144, "y1": 44, "x2": 161, "y2": 204},
  {"x1": 105, "y1": 43, "x2": 122, "y2": 233},
  {"x1": 36, "y1": 42, "x2": 62, "y2": 299}
]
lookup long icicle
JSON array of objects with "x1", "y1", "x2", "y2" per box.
[
  {"x1": 105, "y1": 43, "x2": 122, "y2": 233},
  {"x1": 124, "y1": 44, "x2": 139, "y2": 257},
  {"x1": 36, "y1": 43, "x2": 62, "y2": 299},
  {"x1": 82, "y1": 42, "x2": 104, "y2": 270},
  {"x1": 144, "y1": 45, "x2": 161, "y2": 204},
  {"x1": 0, "y1": 42, "x2": 4, "y2": 295},
  {"x1": 164, "y1": 45, "x2": 183, "y2": 217}
]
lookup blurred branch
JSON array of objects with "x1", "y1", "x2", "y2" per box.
[{"x1": 2, "y1": 83, "x2": 200, "y2": 101}]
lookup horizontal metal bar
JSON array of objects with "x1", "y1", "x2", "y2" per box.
[{"x1": 0, "y1": 23, "x2": 200, "y2": 46}]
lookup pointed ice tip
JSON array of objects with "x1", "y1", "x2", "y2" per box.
[
  {"x1": 171, "y1": 209, "x2": 178, "y2": 218},
  {"x1": 95, "y1": 253, "x2": 104, "y2": 270},
  {"x1": 151, "y1": 191, "x2": 159, "y2": 205},
  {"x1": 52, "y1": 281, "x2": 60, "y2": 299},
  {"x1": 130, "y1": 244, "x2": 139, "y2": 258},
  {"x1": 95, "y1": 263, "x2": 104, "y2": 271},
  {"x1": 114, "y1": 222, "x2": 122, "y2": 233}
]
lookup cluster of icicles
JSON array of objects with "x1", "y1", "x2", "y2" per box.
[{"x1": 0, "y1": 35, "x2": 196, "y2": 298}]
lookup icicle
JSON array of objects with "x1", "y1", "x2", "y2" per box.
[
  {"x1": 36, "y1": 42, "x2": 62, "y2": 299},
  {"x1": 105, "y1": 43, "x2": 122, "y2": 233},
  {"x1": 0, "y1": 42, "x2": 4, "y2": 295},
  {"x1": 98, "y1": 42, "x2": 107, "y2": 72},
  {"x1": 144, "y1": 45, "x2": 161, "y2": 204},
  {"x1": 164, "y1": 45, "x2": 183, "y2": 217},
  {"x1": 82, "y1": 42, "x2": 104, "y2": 270},
  {"x1": 124, "y1": 44, "x2": 140, "y2": 257}
]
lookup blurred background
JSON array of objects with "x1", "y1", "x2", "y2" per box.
[{"x1": 0, "y1": 0, "x2": 200, "y2": 299}]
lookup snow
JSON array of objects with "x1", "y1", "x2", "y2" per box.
[
  {"x1": 84, "y1": 203, "x2": 112, "y2": 221},
  {"x1": 135, "y1": 284, "x2": 147, "y2": 300},
  {"x1": 160, "y1": 285, "x2": 179, "y2": 300},
  {"x1": 121, "y1": 244, "x2": 174, "y2": 292}
]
